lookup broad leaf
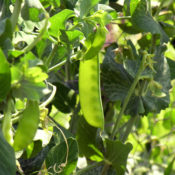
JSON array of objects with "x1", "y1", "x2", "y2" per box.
[
  {"x1": 0, "y1": 49, "x2": 11, "y2": 102},
  {"x1": 76, "y1": 117, "x2": 104, "y2": 161},
  {"x1": 11, "y1": 53, "x2": 49, "y2": 100},
  {"x1": 101, "y1": 46, "x2": 171, "y2": 116},
  {"x1": 131, "y1": 0, "x2": 169, "y2": 43},
  {"x1": 21, "y1": 0, "x2": 44, "y2": 22},
  {"x1": 164, "y1": 157, "x2": 175, "y2": 175},
  {"x1": 46, "y1": 137, "x2": 78, "y2": 175},
  {"x1": 49, "y1": 9, "x2": 75, "y2": 38},
  {"x1": 75, "y1": 0, "x2": 100, "y2": 18},
  {"x1": 105, "y1": 139, "x2": 133, "y2": 175},
  {"x1": 0, "y1": 18, "x2": 12, "y2": 51},
  {"x1": 0, "y1": 129, "x2": 16, "y2": 175},
  {"x1": 52, "y1": 82, "x2": 76, "y2": 113}
]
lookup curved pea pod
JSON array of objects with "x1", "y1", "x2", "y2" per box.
[
  {"x1": 79, "y1": 55, "x2": 104, "y2": 129},
  {"x1": 13, "y1": 100, "x2": 40, "y2": 151}
]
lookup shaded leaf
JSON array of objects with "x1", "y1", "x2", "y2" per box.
[
  {"x1": 164, "y1": 157, "x2": 175, "y2": 175},
  {"x1": 46, "y1": 137, "x2": 78, "y2": 175},
  {"x1": 131, "y1": 0, "x2": 169, "y2": 43},
  {"x1": 101, "y1": 46, "x2": 171, "y2": 116},
  {"x1": 0, "y1": 129, "x2": 16, "y2": 175},
  {"x1": 76, "y1": 116, "x2": 103, "y2": 161},
  {"x1": 105, "y1": 139, "x2": 132, "y2": 175},
  {"x1": 52, "y1": 82, "x2": 76, "y2": 113}
]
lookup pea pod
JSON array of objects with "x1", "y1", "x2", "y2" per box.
[
  {"x1": 13, "y1": 100, "x2": 39, "y2": 151},
  {"x1": 2, "y1": 99, "x2": 13, "y2": 145},
  {"x1": 79, "y1": 55, "x2": 104, "y2": 129},
  {"x1": 79, "y1": 27, "x2": 107, "y2": 129}
]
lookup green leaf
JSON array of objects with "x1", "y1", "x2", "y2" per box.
[
  {"x1": 124, "y1": 0, "x2": 139, "y2": 16},
  {"x1": 159, "y1": 22, "x2": 175, "y2": 38},
  {"x1": 0, "y1": 18, "x2": 12, "y2": 50},
  {"x1": 167, "y1": 58, "x2": 175, "y2": 80},
  {"x1": 105, "y1": 139, "x2": 133, "y2": 175},
  {"x1": 165, "y1": 42, "x2": 175, "y2": 61},
  {"x1": 21, "y1": 0, "x2": 45, "y2": 22},
  {"x1": 0, "y1": 129, "x2": 16, "y2": 175},
  {"x1": 164, "y1": 157, "x2": 175, "y2": 175},
  {"x1": 75, "y1": 0, "x2": 100, "y2": 18},
  {"x1": 50, "y1": 105, "x2": 71, "y2": 129},
  {"x1": 49, "y1": 9, "x2": 75, "y2": 38},
  {"x1": 131, "y1": 0, "x2": 169, "y2": 43},
  {"x1": 11, "y1": 54, "x2": 49, "y2": 100},
  {"x1": 60, "y1": 29, "x2": 84, "y2": 44},
  {"x1": 52, "y1": 82, "x2": 76, "y2": 113},
  {"x1": 0, "y1": 49, "x2": 11, "y2": 102},
  {"x1": 46, "y1": 137, "x2": 78, "y2": 175},
  {"x1": 96, "y1": 4, "x2": 117, "y2": 19},
  {"x1": 76, "y1": 117, "x2": 104, "y2": 161},
  {"x1": 101, "y1": 46, "x2": 171, "y2": 116},
  {"x1": 0, "y1": 0, "x2": 12, "y2": 20},
  {"x1": 13, "y1": 100, "x2": 40, "y2": 151},
  {"x1": 101, "y1": 47, "x2": 133, "y2": 102}
]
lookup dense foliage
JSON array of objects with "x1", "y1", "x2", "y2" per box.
[{"x1": 0, "y1": 0, "x2": 175, "y2": 174}]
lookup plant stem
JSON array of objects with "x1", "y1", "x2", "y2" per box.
[
  {"x1": 111, "y1": 52, "x2": 147, "y2": 139},
  {"x1": 22, "y1": 13, "x2": 49, "y2": 54},
  {"x1": 154, "y1": 0, "x2": 165, "y2": 18},
  {"x1": 45, "y1": 44, "x2": 58, "y2": 68},
  {"x1": 74, "y1": 161, "x2": 104, "y2": 175},
  {"x1": 10, "y1": 0, "x2": 22, "y2": 32},
  {"x1": 65, "y1": 45, "x2": 71, "y2": 81},
  {"x1": 114, "y1": 16, "x2": 131, "y2": 20},
  {"x1": 40, "y1": 83, "x2": 57, "y2": 108},
  {"x1": 120, "y1": 115, "x2": 139, "y2": 142},
  {"x1": 100, "y1": 163, "x2": 110, "y2": 175},
  {"x1": 48, "y1": 57, "x2": 75, "y2": 73},
  {"x1": 48, "y1": 60, "x2": 67, "y2": 72}
]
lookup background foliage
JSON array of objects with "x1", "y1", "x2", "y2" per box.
[{"x1": 0, "y1": 0, "x2": 175, "y2": 175}]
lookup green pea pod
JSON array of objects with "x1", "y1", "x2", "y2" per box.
[
  {"x1": 79, "y1": 55, "x2": 104, "y2": 129},
  {"x1": 83, "y1": 26, "x2": 107, "y2": 60},
  {"x1": 2, "y1": 99, "x2": 13, "y2": 145},
  {"x1": 13, "y1": 100, "x2": 40, "y2": 151}
]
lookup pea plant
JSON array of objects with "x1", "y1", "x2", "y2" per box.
[{"x1": 0, "y1": 0, "x2": 175, "y2": 174}]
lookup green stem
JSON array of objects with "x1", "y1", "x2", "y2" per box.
[
  {"x1": 154, "y1": 0, "x2": 165, "y2": 18},
  {"x1": 148, "y1": 0, "x2": 152, "y2": 15},
  {"x1": 48, "y1": 60, "x2": 67, "y2": 72},
  {"x1": 40, "y1": 83, "x2": 57, "y2": 108},
  {"x1": 10, "y1": 0, "x2": 22, "y2": 32},
  {"x1": 22, "y1": 13, "x2": 49, "y2": 54},
  {"x1": 111, "y1": 52, "x2": 147, "y2": 139},
  {"x1": 65, "y1": 45, "x2": 71, "y2": 81},
  {"x1": 74, "y1": 162, "x2": 104, "y2": 175},
  {"x1": 114, "y1": 16, "x2": 131, "y2": 20},
  {"x1": 48, "y1": 57, "x2": 75, "y2": 73},
  {"x1": 100, "y1": 163, "x2": 110, "y2": 175},
  {"x1": 45, "y1": 44, "x2": 58, "y2": 68},
  {"x1": 120, "y1": 115, "x2": 139, "y2": 142}
]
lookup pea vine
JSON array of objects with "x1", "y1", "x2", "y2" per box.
[{"x1": 0, "y1": 0, "x2": 175, "y2": 175}]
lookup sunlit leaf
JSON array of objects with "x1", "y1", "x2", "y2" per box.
[{"x1": 0, "y1": 49, "x2": 11, "y2": 102}]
